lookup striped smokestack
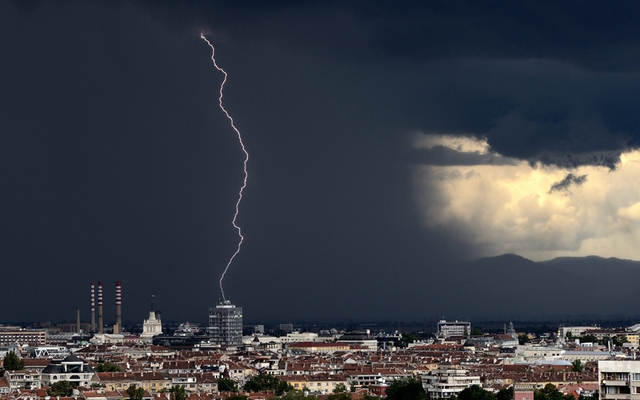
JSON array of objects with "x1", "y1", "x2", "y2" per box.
[
  {"x1": 90, "y1": 282, "x2": 96, "y2": 333},
  {"x1": 98, "y1": 281, "x2": 104, "y2": 334},
  {"x1": 115, "y1": 281, "x2": 122, "y2": 334},
  {"x1": 76, "y1": 307, "x2": 81, "y2": 333}
]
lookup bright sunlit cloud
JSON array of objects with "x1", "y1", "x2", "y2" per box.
[
  {"x1": 412, "y1": 132, "x2": 490, "y2": 154},
  {"x1": 413, "y1": 134, "x2": 640, "y2": 261}
]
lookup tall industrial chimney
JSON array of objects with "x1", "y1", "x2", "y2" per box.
[
  {"x1": 115, "y1": 281, "x2": 122, "y2": 334},
  {"x1": 98, "y1": 281, "x2": 104, "y2": 334},
  {"x1": 90, "y1": 282, "x2": 96, "y2": 333},
  {"x1": 76, "y1": 308, "x2": 81, "y2": 333}
]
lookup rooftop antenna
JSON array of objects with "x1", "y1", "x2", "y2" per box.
[{"x1": 151, "y1": 294, "x2": 155, "y2": 312}]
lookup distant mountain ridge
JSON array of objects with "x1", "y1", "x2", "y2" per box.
[{"x1": 431, "y1": 254, "x2": 640, "y2": 320}]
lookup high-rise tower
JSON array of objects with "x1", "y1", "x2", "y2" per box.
[
  {"x1": 115, "y1": 281, "x2": 122, "y2": 334},
  {"x1": 97, "y1": 281, "x2": 104, "y2": 334},
  {"x1": 90, "y1": 282, "x2": 96, "y2": 333},
  {"x1": 208, "y1": 301, "x2": 243, "y2": 346}
]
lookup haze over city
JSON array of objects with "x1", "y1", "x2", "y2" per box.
[{"x1": 4, "y1": 0, "x2": 640, "y2": 324}]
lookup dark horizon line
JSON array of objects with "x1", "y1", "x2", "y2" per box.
[{"x1": 8, "y1": 314, "x2": 640, "y2": 331}]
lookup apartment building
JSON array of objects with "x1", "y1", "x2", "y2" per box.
[
  {"x1": 208, "y1": 301, "x2": 243, "y2": 347},
  {"x1": 437, "y1": 320, "x2": 471, "y2": 338},
  {"x1": 422, "y1": 365, "x2": 481, "y2": 399},
  {"x1": 598, "y1": 360, "x2": 640, "y2": 400},
  {"x1": 0, "y1": 330, "x2": 46, "y2": 346}
]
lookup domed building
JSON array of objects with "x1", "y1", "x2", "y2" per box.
[{"x1": 41, "y1": 354, "x2": 95, "y2": 388}]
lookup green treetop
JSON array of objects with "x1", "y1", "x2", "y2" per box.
[{"x1": 3, "y1": 351, "x2": 24, "y2": 371}]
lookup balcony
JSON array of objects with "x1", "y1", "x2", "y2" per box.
[
  {"x1": 600, "y1": 394, "x2": 632, "y2": 400},
  {"x1": 603, "y1": 380, "x2": 631, "y2": 386}
]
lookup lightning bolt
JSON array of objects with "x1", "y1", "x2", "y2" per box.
[{"x1": 201, "y1": 33, "x2": 249, "y2": 302}]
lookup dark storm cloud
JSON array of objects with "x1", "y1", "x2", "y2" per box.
[
  {"x1": 119, "y1": 0, "x2": 640, "y2": 169},
  {"x1": 365, "y1": 2, "x2": 640, "y2": 72},
  {"x1": 12, "y1": 0, "x2": 640, "y2": 170},
  {"x1": 2, "y1": 0, "x2": 458, "y2": 323},
  {"x1": 486, "y1": 108, "x2": 632, "y2": 170},
  {"x1": 132, "y1": 0, "x2": 640, "y2": 72},
  {"x1": 5, "y1": 0, "x2": 640, "y2": 323},
  {"x1": 548, "y1": 173, "x2": 588, "y2": 194}
]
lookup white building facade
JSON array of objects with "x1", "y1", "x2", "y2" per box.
[
  {"x1": 422, "y1": 365, "x2": 481, "y2": 399},
  {"x1": 599, "y1": 360, "x2": 640, "y2": 400},
  {"x1": 437, "y1": 320, "x2": 471, "y2": 338},
  {"x1": 41, "y1": 355, "x2": 95, "y2": 388},
  {"x1": 140, "y1": 310, "x2": 163, "y2": 342}
]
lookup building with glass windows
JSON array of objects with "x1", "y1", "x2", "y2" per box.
[{"x1": 208, "y1": 301, "x2": 243, "y2": 346}]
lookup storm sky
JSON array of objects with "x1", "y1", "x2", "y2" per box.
[{"x1": 3, "y1": 0, "x2": 640, "y2": 324}]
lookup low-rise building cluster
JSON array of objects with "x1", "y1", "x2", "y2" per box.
[{"x1": 3, "y1": 320, "x2": 640, "y2": 400}]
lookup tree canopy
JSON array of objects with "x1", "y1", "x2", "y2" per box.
[
  {"x1": 398, "y1": 333, "x2": 421, "y2": 348},
  {"x1": 328, "y1": 391, "x2": 352, "y2": 400},
  {"x1": 95, "y1": 362, "x2": 122, "y2": 372},
  {"x1": 518, "y1": 334, "x2": 531, "y2": 345},
  {"x1": 452, "y1": 385, "x2": 496, "y2": 400},
  {"x1": 47, "y1": 381, "x2": 74, "y2": 397},
  {"x1": 127, "y1": 384, "x2": 145, "y2": 400},
  {"x1": 579, "y1": 335, "x2": 598, "y2": 344},
  {"x1": 225, "y1": 396, "x2": 250, "y2": 400},
  {"x1": 496, "y1": 387, "x2": 513, "y2": 400},
  {"x1": 3, "y1": 351, "x2": 24, "y2": 371},
  {"x1": 243, "y1": 373, "x2": 292, "y2": 395},
  {"x1": 385, "y1": 378, "x2": 427, "y2": 400},
  {"x1": 471, "y1": 328, "x2": 486, "y2": 336},
  {"x1": 169, "y1": 385, "x2": 187, "y2": 400},
  {"x1": 571, "y1": 360, "x2": 584, "y2": 372},
  {"x1": 534, "y1": 383, "x2": 575, "y2": 400},
  {"x1": 334, "y1": 384, "x2": 348, "y2": 393},
  {"x1": 218, "y1": 377, "x2": 238, "y2": 392}
]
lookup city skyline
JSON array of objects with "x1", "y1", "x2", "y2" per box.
[{"x1": 3, "y1": 1, "x2": 640, "y2": 323}]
